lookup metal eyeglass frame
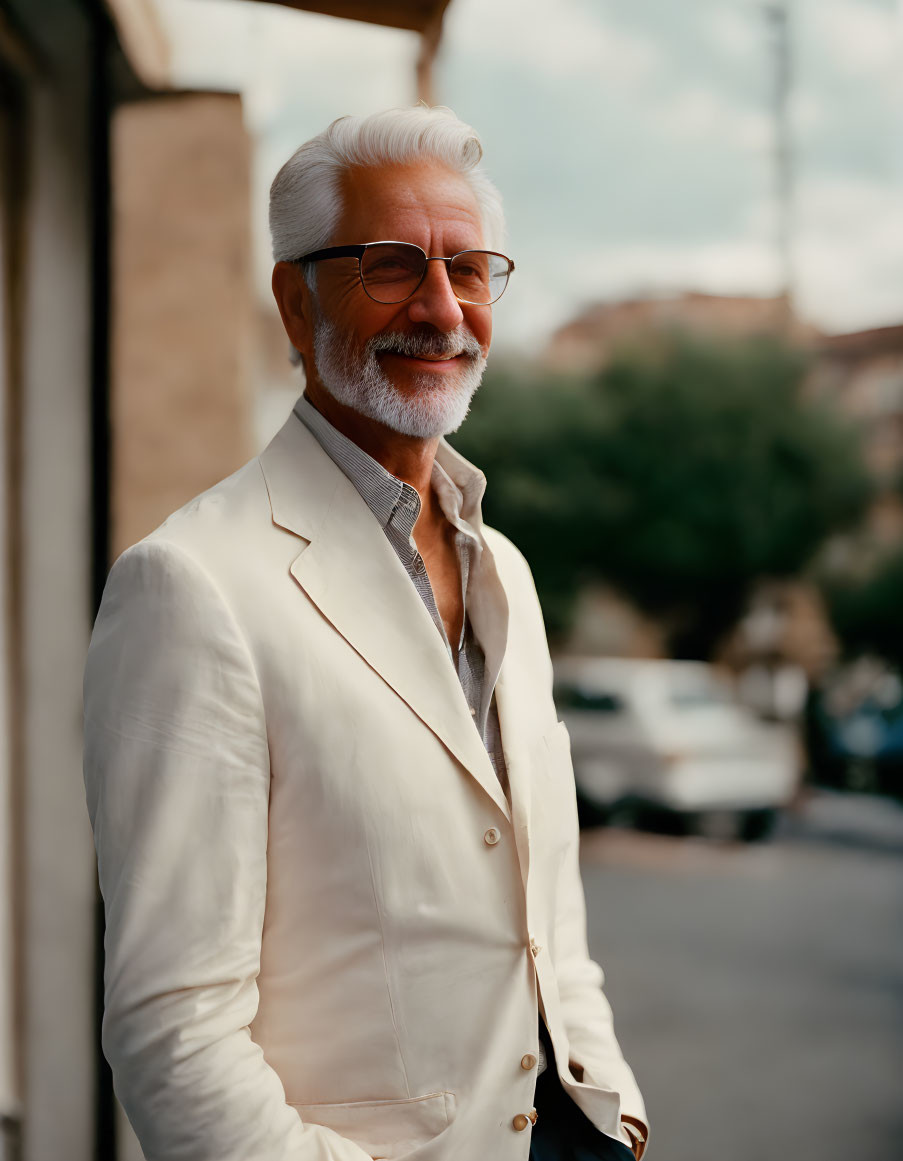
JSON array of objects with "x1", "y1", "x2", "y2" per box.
[{"x1": 293, "y1": 241, "x2": 515, "y2": 306}]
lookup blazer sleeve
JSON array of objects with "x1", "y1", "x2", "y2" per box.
[
  {"x1": 83, "y1": 538, "x2": 372, "y2": 1161},
  {"x1": 552, "y1": 814, "x2": 650, "y2": 1150}
]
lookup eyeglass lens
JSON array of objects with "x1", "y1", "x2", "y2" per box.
[{"x1": 359, "y1": 243, "x2": 509, "y2": 305}]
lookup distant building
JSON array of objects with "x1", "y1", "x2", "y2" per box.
[
  {"x1": 542, "y1": 291, "x2": 819, "y2": 374},
  {"x1": 805, "y1": 324, "x2": 903, "y2": 545}
]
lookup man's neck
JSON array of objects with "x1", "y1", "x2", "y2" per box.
[{"x1": 304, "y1": 382, "x2": 440, "y2": 500}]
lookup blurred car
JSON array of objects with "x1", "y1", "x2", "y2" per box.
[
  {"x1": 805, "y1": 667, "x2": 903, "y2": 800},
  {"x1": 553, "y1": 657, "x2": 800, "y2": 841}
]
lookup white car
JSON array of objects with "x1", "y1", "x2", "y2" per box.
[{"x1": 553, "y1": 657, "x2": 800, "y2": 841}]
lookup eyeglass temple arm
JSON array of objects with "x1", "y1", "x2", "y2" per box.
[{"x1": 296, "y1": 245, "x2": 367, "y2": 264}]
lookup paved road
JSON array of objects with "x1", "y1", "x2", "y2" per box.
[{"x1": 579, "y1": 791, "x2": 903, "y2": 1161}]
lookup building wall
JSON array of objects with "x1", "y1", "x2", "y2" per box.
[
  {"x1": 5, "y1": 0, "x2": 100, "y2": 1157},
  {"x1": 111, "y1": 92, "x2": 254, "y2": 558},
  {"x1": 0, "y1": 55, "x2": 23, "y2": 1152}
]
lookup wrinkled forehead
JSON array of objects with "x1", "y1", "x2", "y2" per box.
[{"x1": 332, "y1": 162, "x2": 485, "y2": 252}]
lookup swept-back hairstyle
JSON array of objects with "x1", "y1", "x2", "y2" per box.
[{"x1": 268, "y1": 106, "x2": 506, "y2": 266}]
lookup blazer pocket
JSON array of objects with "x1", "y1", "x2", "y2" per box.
[{"x1": 289, "y1": 1090, "x2": 456, "y2": 1159}]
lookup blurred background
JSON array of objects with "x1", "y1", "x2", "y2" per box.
[{"x1": 1, "y1": 0, "x2": 901, "y2": 1159}]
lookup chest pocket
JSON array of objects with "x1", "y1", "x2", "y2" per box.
[{"x1": 530, "y1": 720, "x2": 578, "y2": 870}]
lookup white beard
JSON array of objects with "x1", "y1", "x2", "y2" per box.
[{"x1": 311, "y1": 315, "x2": 487, "y2": 439}]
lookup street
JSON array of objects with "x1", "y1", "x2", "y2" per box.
[{"x1": 579, "y1": 792, "x2": 903, "y2": 1161}]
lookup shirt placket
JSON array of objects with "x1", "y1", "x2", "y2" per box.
[{"x1": 390, "y1": 486, "x2": 456, "y2": 665}]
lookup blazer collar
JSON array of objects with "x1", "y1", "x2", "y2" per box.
[{"x1": 259, "y1": 407, "x2": 511, "y2": 821}]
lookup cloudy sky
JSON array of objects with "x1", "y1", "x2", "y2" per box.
[{"x1": 156, "y1": 0, "x2": 902, "y2": 354}]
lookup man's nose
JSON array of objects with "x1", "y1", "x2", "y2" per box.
[{"x1": 406, "y1": 259, "x2": 465, "y2": 332}]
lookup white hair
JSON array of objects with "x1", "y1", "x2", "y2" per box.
[{"x1": 268, "y1": 106, "x2": 506, "y2": 265}]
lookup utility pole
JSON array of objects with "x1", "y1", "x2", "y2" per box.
[
  {"x1": 763, "y1": 0, "x2": 795, "y2": 329},
  {"x1": 415, "y1": 1, "x2": 450, "y2": 105}
]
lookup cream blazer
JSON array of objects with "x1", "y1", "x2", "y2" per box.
[{"x1": 83, "y1": 410, "x2": 648, "y2": 1161}]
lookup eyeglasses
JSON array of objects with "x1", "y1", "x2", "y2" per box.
[{"x1": 294, "y1": 241, "x2": 515, "y2": 306}]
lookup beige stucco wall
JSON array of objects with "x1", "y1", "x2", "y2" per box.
[
  {"x1": 0, "y1": 85, "x2": 19, "y2": 1137},
  {"x1": 8, "y1": 1, "x2": 99, "y2": 1157},
  {"x1": 111, "y1": 92, "x2": 254, "y2": 558}
]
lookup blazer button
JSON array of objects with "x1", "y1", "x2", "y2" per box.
[
  {"x1": 512, "y1": 1114, "x2": 529, "y2": 1132},
  {"x1": 520, "y1": 1053, "x2": 537, "y2": 1070},
  {"x1": 483, "y1": 827, "x2": 500, "y2": 846}
]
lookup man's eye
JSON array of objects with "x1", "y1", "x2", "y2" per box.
[{"x1": 455, "y1": 264, "x2": 488, "y2": 280}]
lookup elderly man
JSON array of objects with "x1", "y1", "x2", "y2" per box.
[{"x1": 84, "y1": 106, "x2": 648, "y2": 1161}]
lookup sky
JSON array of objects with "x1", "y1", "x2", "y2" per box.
[{"x1": 155, "y1": 0, "x2": 903, "y2": 354}]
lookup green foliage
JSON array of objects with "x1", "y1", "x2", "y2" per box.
[
  {"x1": 821, "y1": 547, "x2": 903, "y2": 669},
  {"x1": 452, "y1": 335, "x2": 872, "y2": 655}
]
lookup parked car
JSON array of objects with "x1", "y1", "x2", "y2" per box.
[
  {"x1": 805, "y1": 666, "x2": 903, "y2": 800},
  {"x1": 553, "y1": 657, "x2": 800, "y2": 841}
]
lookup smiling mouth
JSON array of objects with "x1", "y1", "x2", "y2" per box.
[{"x1": 380, "y1": 352, "x2": 464, "y2": 363}]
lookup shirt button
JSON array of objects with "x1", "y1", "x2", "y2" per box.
[
  {"x1": 469, "y1": 706, "x2": 477, "y2": 716},
  {"x1": 530, "y1": 939, "x2": 541, "y2": 957},
  {"x1": 520, "y1": 1054, "x2": 537, "y2": 1071},
  {"x1": 483, "y1": 827, "x2": 500, "y2": 846}
]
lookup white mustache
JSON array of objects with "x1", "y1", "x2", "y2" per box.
[{"x1": 366, "y1": 328, "x2": 483, "y2": 362}]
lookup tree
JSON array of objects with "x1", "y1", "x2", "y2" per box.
[
  {"x1": 820, "y1": 547, "x2": 903, "y2": 671},
  {"x1": 452, "y1": 335, "x2": 871, "y2": 656}
]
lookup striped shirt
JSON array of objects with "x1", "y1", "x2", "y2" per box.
[{"x1": 293, "y1": 393, "x2": 509, "y2": 795}]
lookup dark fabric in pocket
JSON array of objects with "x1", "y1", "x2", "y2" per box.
[{"x1": 529, "y1": 1019, "x2": 635, "y2": 1161}]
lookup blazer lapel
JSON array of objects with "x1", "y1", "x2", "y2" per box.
[{"x1": 259, "y1": 411, "x2": 511, "y2": 822}]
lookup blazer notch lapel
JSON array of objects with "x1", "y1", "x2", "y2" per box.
[
  {"x1": 291, "y1": 541, "x2": 510, "y2": 820},
  {"x1": 261, "y1": 410, "x2": 510, "y2": 821}
]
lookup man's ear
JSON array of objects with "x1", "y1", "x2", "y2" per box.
[{"x1": 272, "y1": 261, "x2": 313, "y2": 358}]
